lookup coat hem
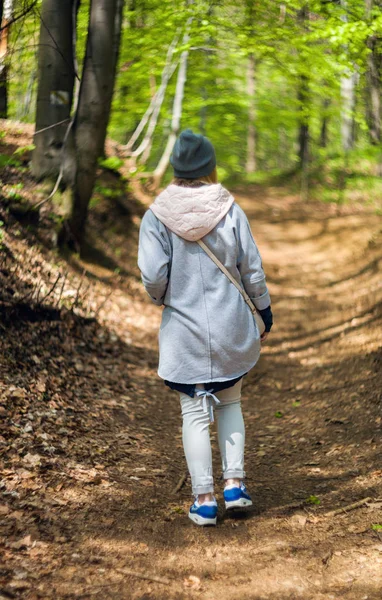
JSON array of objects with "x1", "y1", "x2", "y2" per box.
[{"x1": 157, "y1": 355, "x2": 260, "y2": 385}]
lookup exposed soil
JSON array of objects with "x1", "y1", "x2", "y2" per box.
[{"x1": 1, "y1": 129, "x2": 382, "y2": 599}]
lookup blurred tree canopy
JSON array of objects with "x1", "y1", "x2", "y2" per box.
[{"x1": 1, "y1": 0, "x2": 382, "y2": 238}]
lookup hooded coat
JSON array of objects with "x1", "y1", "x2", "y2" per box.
[{"x1": 137, "y1": 183, "x2": 271, "y2": 384}]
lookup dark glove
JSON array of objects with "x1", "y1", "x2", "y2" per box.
[{"x1": 258, "y1": 305, "x2": 273, "y2": 333}]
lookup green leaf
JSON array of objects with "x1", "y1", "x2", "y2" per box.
[{"x1": 306, "y1": 495, "x2": 321, "y2": 505}]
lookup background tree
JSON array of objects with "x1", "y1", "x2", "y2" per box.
[
  {"x1": 68, "y1": 0, "x2": 124, "y2": 244},
  {"x1": 31, "y1": 0, "x2": 77, "y2": 182}
]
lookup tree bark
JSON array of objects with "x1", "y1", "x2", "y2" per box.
[
  {"x1": 0, "y1": 0, "x2": 12, "y2": 118},
  {"x1": 340, "y1": 0, "x2": 356, "y2": 151},
  {"x1": 341, "y1": 71, "x2": 357, "y2": 151},
  {"x1": 31, "y1": 0, "x2": 76, "y2": 182},
  {"x1": 152, "y1": 20, "x2": 191, "y2": 188},
  {"x1": 68, "y1": 0, "x2": 119, "y2": 244},
  {"x1": 297, "y1": 5, "x2": 309, "y2": 176},
  {"x1": 365, "y1": 0, "x2": 381, "y2": 144},
  {"x1": 297, "y1": 74, "x2": 309, "y2": 168},
  {"x1": 320, "y1": 100, "x2": 330, "y2": 148},
  {"x1": 101, "y1": 0, "x2": 125, "y2": 155},
  {"x1": 246, "y1": 53, "x2": 256, "y2": 173}
]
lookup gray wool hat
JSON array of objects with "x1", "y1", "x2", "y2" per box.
[{"x1": 170, "y1": 129, "x2": 216, "y2": 178}]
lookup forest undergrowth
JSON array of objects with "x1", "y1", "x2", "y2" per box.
[{"x1": 0, "y1": 126, "x2": 382, "y2": 600}]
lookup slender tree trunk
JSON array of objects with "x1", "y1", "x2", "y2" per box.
[
  {"x1": 297, "y1": 5, "x2": 310, "y2": 181},
  {"x1": 365, "y1": 0, "x2": 381, "y2": 144},
  {"x1": 320, "y1": 98, "x2": 330, "y2": 148},
  {"x1": 31, "y1": 0, "x2": 76, "y2": 181},
  {"x1": 21, "y1": 70, "x2": 37, "y2": 119},
  {"x1": 340, "y1": 0, "x2": 356, "y2": 151},
  {"x1": 0, "y1": 0, "x2": 12, "y2": 118},
  {"x1": 246, "y1": 53, "x2": 256, "y2": 173},
  {"x1": 124, "y1": 34, "x2": 179, "y2": 154},
  {"x1": 341, "y1": 70, "x2": 357, "y2": 151},
  {"x1": 152, "y1": 20, "x2": 191, "y2": 188},
  {"x1": 68, "y1": 0, "x2": 119, "y2": 244},
  {"x1": 297, "y1": 74, "x2": 309, "y2": 168}
]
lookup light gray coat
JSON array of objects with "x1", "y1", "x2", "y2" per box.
[{"x1": 137, "y1": 184, "x2": 271, "y2": 384}]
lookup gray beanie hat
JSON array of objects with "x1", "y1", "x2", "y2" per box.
[{"x1": 170, "y1": 129, "x2": 216, "y2": 178}]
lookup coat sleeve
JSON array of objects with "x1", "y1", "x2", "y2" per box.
[
  {"x1": 235, "y1": 204, "x2": 271, "y2": 311},
  {"x1": 138, "y1": 209, "x2": 171, "y2": 306}
]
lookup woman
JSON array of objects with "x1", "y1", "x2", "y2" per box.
[{"x1": 138, "y1": 129, "x2": 272, "y2": 526}]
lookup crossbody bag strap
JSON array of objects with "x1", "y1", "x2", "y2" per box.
[{"x1": 197, "y1": 239, "x2": 265, "y2": 334}]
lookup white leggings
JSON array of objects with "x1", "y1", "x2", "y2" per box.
[{"x1": 179, "y1": 380, "x2": 245, "y2": 495}]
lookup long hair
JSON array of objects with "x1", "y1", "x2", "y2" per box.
[{"x1": 173, "y1": 167, "x2": 218, "y2": 188}]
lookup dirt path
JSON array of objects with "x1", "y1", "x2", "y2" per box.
[{"x1": 1, "y1": 186, "x2": 381, "y2": 600}]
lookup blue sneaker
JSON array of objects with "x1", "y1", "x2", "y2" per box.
[
  {"x1": 224, "y1": 482, "x2": 253, "y2": 510},
  {"x1": 188, "y1": 497, "x2": 218, "y2": 526}
]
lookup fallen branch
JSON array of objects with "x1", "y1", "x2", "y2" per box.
[
  {"x1": 116, "y1": 568, "x2": 171, "y2": 585},
  {"x1": 324, "y1": 497, "x2": 372, "y2": 517},
  {"x1": 172, "y1": 471, "x2": 188, "y2": 494}
]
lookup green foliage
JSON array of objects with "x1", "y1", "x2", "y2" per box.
[
  {"x1": 5, "y1": 183, "x2": 24, "y2": 201},
  {"x1": 0, "y1": 154, "x2": 21, "y2": 169},
  {"x1": 13, "y1": 144, "x2": 35, "y2": 156},
  {"x1": 5, "y1": 0, "x2": 382, "y2": 183},
  {"x1": 371, "y1": 524, "x2": 382, "y2": 531},
  {"x1": 98, "y1": 156, "x2": 124, "y2": 172},
  {"x1": 306, "y1": 495, "x2": 321, "y2": 505},
  {"x1": 274, "y1": 411, "x2": 283, "y2": 418}
]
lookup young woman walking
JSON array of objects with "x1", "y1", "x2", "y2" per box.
[{"x1": 138, "y1": 129, "x2": 273, "y2": 526}]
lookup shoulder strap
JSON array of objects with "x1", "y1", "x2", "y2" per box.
[{"x1": 197, "y1": 239, "x2": 265, "y2": 334}]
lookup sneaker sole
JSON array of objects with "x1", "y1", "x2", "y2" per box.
[
  {"x1": 225, "y1": 498, "x2": 253, "y2": 510},
  {"x1": 188, "y1": 513, "x2": 217, "y2": 526}
]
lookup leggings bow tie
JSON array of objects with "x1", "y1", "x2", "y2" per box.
[{"x1": 196, "y1": 389, "x2": 221, "y2": 423}]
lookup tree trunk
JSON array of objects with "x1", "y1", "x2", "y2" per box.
[
  {"x1": 131, "y1": 39, "x2": 179, "y2": 163},
  {"x1": 68, "y1": 0, "x2": 119, "y2": 244},
  {"x1": 341, "y1": 70, "x2": 357, "y2": 151},
  {"x1": 0, "y1": 0, "x2": 12, "y2": 119},
  {"x1": 297, "y1": 74, "x2": 309, "y2": 169},
  {"x1": 101, "y1": 0, "x2": 125, "y2": 156},
  {"x1": 21, "y1": 70, "x2": 37, "y2": 119},
  {"x1": 320, "y1": 98, "x2": 330, "y2": 148},
  {"x1": 31, "y1": 0, "x2": 76, "y2": 182},
  {"x1": 340, "y1": 0, "x2": 356, "y2": 151},
  {"x1": 246, "y1": 53, "x2": 256, "y2": 173},
  {"x1": 297, "y1": 5, "x2": 309, "y2": 177},
  {"x1": 152, "y1": 20, "x2": 191, "y2": 188},
  {"x1": 365, "y1": 0, "x2": 381, "y2": 144}
]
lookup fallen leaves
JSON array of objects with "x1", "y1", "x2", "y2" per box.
[
  {"x1": 22, "y1": 453, "x2": 42, "y2": 468},
  {"x1": 183, "y1": 575, "x2": 201, "y2": 590},
  {"x1": 7, "y1": 534, "x2": 34, "y2": 550}
]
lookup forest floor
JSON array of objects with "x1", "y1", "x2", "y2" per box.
[{"x1": 0, "y1": 123, "x2": 382, "y2": 600}]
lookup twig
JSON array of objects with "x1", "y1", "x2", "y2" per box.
[
  {"x1": 115, "y1": 568, "x2": 171, "y2": 585},
  {"x1": 39, "y1": 273, "x2": 61, "y2": 305},
  {"x1": 93, "y1": 289, "x2": 113, "y2": 319},
  {"x1": 73, "y1": 269, "x2": 86, "y2": 308},
  {"x1": 324, "y1": 497, "x2": 372, "y2": 517},
  {"x1": 0, "y1": 0, "x2": 38, "y2": 32},
  {"x1": 34, "y1": 118, "x2": 71, "y2": 136},
  {"x1": 57, "y1": 272, "x2": 68, "y2": 307},
  {"x1": 172, "y1": 471, "x2": 188, "y2": 494}
]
